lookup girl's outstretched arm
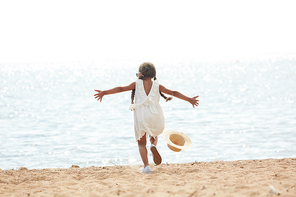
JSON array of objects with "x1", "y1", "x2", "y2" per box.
[
  {"x1": 159, "y1": 85, "x2": 199, "y2": 108},
  {"x1": 94, "y1": 82, "x2": 135, "y2": 102}
]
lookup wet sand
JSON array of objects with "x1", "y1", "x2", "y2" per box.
[{"x1": 0, "y1": 158, "x2": 295, "y2": 197}]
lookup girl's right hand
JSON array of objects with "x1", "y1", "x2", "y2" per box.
[
  {"x1": 189, "y1": 95, "x2": 199, "y2": 108},
  {"x1": 94, "y1": 90, "x2": 104, "y2": 102}
]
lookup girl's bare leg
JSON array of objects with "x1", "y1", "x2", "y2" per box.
[
  {"x1": 150, "y1": 136, "x2": 158, "y2": 146},
  {"x1": 138, "y1": 133, "x2": 149, "y2": 167}
]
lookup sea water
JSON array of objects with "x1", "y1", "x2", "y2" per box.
[{"x1": 1, "y1": 57, "x2": 296, "y2": 170}]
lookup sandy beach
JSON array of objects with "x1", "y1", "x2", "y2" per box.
[{"x1": 0, "y1": 158, "x2": 295, "y2": 197}]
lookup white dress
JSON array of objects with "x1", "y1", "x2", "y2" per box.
[{"x1": 129, "y1": 79, "x2": 165, "y2": 141}]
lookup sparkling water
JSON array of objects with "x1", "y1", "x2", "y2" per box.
[{"x1": 1, "y1": 57, "x2": 295, "y2": 170}]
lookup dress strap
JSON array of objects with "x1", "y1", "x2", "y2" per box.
[{"x1": 136, "y1": 79, "x2": 147, "y2": 100}]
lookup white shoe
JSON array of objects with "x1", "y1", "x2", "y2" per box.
[{"x1": 141, "y1": 165, "x2": 152, "y2": 173}]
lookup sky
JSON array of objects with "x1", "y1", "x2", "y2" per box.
[{"x1": 0, "y1": 0, "x2": 296, "y2": 63}]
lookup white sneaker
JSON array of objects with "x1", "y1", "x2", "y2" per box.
[{"x1": 141, "y1": 165, "x2": 152, "y2": 173}]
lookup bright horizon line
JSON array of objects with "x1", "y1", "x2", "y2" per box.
[{"x1": 1, "y1": 49, "x2": 296, "y2": 65}]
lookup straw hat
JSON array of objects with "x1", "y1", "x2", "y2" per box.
[{"x1": 163, "y1": 130, "x2": 192, "y2": 152}]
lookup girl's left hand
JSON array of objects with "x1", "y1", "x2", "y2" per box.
[
  {"x1": 94, "y1": 90, "x2": 104, "y2": 102},
  {"x1": 189, "y1": 95, "x2": 199, "y2": 108}
]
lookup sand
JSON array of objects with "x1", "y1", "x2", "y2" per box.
[{"x1": 0, "y1": 158, "x2": 295, "y2": 197}]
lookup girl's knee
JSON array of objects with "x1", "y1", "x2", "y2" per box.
[{"x1": 138, "y1": 134, "x2": 147, "y2": 146}]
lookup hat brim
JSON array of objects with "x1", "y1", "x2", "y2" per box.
[{"x1": 163, "y1": 130, "x2": 192, "y2": 151}]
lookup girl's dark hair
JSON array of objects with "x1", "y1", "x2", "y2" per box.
[{"x1": 131, "y1": 62, "x2": 172, "y2": 104}]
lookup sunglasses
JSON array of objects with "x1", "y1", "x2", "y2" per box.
[{"x1": 136, "y1": 72, "x2": 140, "y2": 77}]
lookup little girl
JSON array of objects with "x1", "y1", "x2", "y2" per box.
[{"x1": 94, "y1": 62, "x2": 199, "y2": 173}]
